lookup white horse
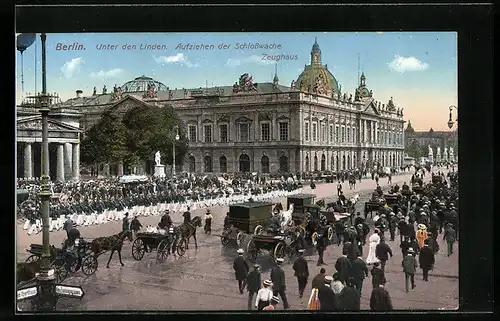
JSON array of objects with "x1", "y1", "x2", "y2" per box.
[{"x1": 279, "y1": 203, "x2": 294, "y2": 230}]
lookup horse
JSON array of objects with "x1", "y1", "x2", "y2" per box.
[
  {"x1": 173, "y1": 216, "x2": 202, "y2": 250},
  {"x1": 279, "y1": 203, "x2": 294, "y2": 230},
  {"x1": 90, "y1": 230, "x2": 132, "y2": 268}
]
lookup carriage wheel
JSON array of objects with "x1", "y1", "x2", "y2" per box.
[
  {"x1": 156, "y1": 239, "x2": 170, "y2": 263},
  {"x1": 246, "y1": 239, "x2": 258, "y2": 262},
  {"x1": 68, "y1": 257, "x2": 82, "y2": 273},
  {"x1": 82, "y1": 255, "x2": 98, "y2": 276},
  {"x1": 132, "y1": 238, "x2": 145, "y2": 261},
  {"x1": 327, "y1": 226, "x2": 334, "y2": 242},
  {"x1": 25, "y1": 255, "x2": 39, "y2": 264},
  {"x1": 236, "y1": 232, "x2": 246, "y2": 248},
  {"x1": 273, "y1": 242, "x2": 286, "y2": 263},
  {"x1": 177, "y1": 238, "x2": 188, "y2": 256},
  {"x1": 311, "y1": 232, "x2": 319, "y2": 246},
  {"x1": 51, "y1": 261, "x2": 68, "y2": 283},
  {"x1": 254, "y1": 225, "x2": 264, "y2": 235}
]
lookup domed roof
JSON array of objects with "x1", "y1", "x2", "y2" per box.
[
  {"x1": 355, "y1": 72, "x2": 371, "y2": 100},
  {"x1": 121, "y1": 75, "x2": 168, "y2": 93},
  {"x1": 296, "y1": 65, "x2": 339, "y2": 95}
]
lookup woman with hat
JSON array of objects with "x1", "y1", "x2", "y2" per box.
[
  {"x1": 415, "y1": 224, "x2": 429, "y2": 249},
  {"x1": 262, "y1": 296, "x2": 280, "y2": 310},
  {"x1": 204, "y1": 209, "x2": 213, "y2": 234},
  {"x1": 255, "y1": 280, "x2": 274, "y2": 310},
  {"x1": 366, "y1": 229, "x2": 381, "y2": 265}
]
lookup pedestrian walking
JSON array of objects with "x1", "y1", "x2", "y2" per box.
[
  {"x1": 270, "y1": 258, "x2": 290, "y2": 309},
  {"x1": 255, "y1": 280, "x2": 274, "y2": 310},
  {"x1": 204, "y1": 209, "x2": 213, "y2": 234},
  {"x1": 366, "y1": 230, "x2": 381, "y2": 265},
  {"x1": 337, "y1": 181, "x2": 343, "y2": 196},
  {"x1": 122, "y1": 212, "x2": 132, "y2": 241},
  {"x1": 334, "y1": 252, "x2": 350, "y2": 284},
  {"x1": 400, "y1": 237, "x2": 411, "y2": 257},
  {"x1": 331, "y1": 272, "x2": 345, "y2": 295},
  {"x1": 246, "y1": 264, "x2": 261, "y2": 310},
  {"x1": 418, "y1": 240, "x2": 435, "y2": 281},
  {"x1": 443, "y1": 223, "x2": 456, "y2": 257},
  {"x1": 338, "y1": 277, "x2": 361, "y2": 311},
  {"x1": 292, "y1": 249, "x2": 309, "y2": 298},
  {"x1": 375, "y1": 238, "x2": 393, "y2": 273},
  {"x1": 427, "y1": 232, "x2": 440, "y2": 254},
  {"x1": 315, "y1": 233, "x2": 327, "y2": 266},
  {"x1": 389, "y1": 212, "x2": 398, "y2": 241},
  {"x1": 335, "y1": 220, "x2": 345, "y2": 246},
  {"x1": 262, "y1": 296, "x2": 280, "y2": 310},
  {"x1": 371, "y1": 262, "x2": 386, "y2": 289},
  {"x1": 351, "y1": 253, "x2": 369, "y2": 295},
  {"x1": 402, "y1": 248, "x2": 418, "y2": 292},
  {"x1": 369, "y1": 280, "x2": 393, "y2": 311},
  {"x1": 233, "y1": 249, "x2": 249, "y2": 294},
  {"x1": 318, "y1": 276, "x2": 338, "y2": 311}
]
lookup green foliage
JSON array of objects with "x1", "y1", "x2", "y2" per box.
[{"x1": 81, "y1": 104, "x2": 189, "y2": 168}]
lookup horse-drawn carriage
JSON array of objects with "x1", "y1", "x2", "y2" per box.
[
  {"x1": 25, "y1": 240, "x2": 97, "y2": 282},
  {"x1": 132, "y1": 230, "x2": 186, "y2": 263},
  {"x1": 246, "y1": 234, "x2": 295, "y2": 264},
  {"x1": 412, "y1": 185, "x2": 424, "y2": 195},
  {"x1": 221, "y1": 202, "x2": 274, "y2": 247},
  {"x1": 364, "y1": 200, "x2": 382, "y2": 218},
  {"x1": 384, "y1": 193, "x2": 399, "y2": 206}
]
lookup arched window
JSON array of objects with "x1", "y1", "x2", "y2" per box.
[
  {"x1": 305, "y1": 155, "x2": 310, "y2": 172},
  {"x1": 219, "y1": 156, "x2": 227, "y2": 173},
  {"x1": 314, "y1": 155, "x2": 318, "y2": 171},
  {"x1": 279, "y1": 156, "x2": 289, "y2": 173},
  {"x1": 239, "y1": 154, "x2": 250, "y2": 172},
  {"x1": 204, "y1": 156, "x2": 213, "y2": 173},
  {"x1": 321, "y1": 154, "x2": 326, "y2": 171},
  {"x1": 188, "y1": 156, "x2": 195, "y2": 172},
  {"x1": 261, "y1": 156, "x2": 270, "y2": 173}
]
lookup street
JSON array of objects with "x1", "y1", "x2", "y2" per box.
[{"x1": 17, "y1": 169, "x2": 458, "y2": 310}]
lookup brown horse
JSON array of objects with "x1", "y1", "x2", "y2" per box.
[
  {"x1": 90, "y1": 230, "x2": 132, "y2": 268},
  {"x1": 173, "y1": 216, "x2": 202, "y2": 250}
]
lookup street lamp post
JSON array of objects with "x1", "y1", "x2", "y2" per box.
[
  {"x1": 172, "y1": 126, "x2": 179, "y2": 176},
  {"x1": 447, "y1": 105, "x2": 458, "y2": 129}
]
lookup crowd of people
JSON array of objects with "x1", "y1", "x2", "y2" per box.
[{"x1": 232, "y1": 167, "x2": 458, "y2": 311}]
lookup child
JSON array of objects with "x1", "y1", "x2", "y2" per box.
[{"x1": 204, "y1": 209, "x2": 213, "y2": 234}]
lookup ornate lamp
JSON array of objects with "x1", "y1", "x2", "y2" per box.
[{"x1": 448, "y1": 105, "x2": 458, "y2": 129}]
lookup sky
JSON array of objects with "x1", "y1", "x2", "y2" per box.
[{"x1": 15, "y1": 32, "x2": 457, "y2": 131}]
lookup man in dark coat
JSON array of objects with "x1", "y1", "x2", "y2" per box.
[
  {"x1": 335, "y1": 220, "x2": 345, "y2": 246},
  {"x1": 335, "y1": 253, "x2": 351, "y2": 284},
  {"x1": 350, "y1": 254, "x2": 369, "y2": 295},
  {"x1": 315, "y1": 233, "x2": 327, "y2": 266},
  {"x1": 427, "y1": 232, "x2": 440, "y2": 254},
  {"x1": 375, "y1": 238, "x2": 393, "y2": 274},
  {"x1": 183, "y1": 206, "x2": 191, "y2": 224},
  {"x1": 388, "y1": 213, "x2": 398, "y2": 241},
  {"x1": 246, "y1": 264, "x2": 261, "y2": 310},
  {"x1": 402, "y1": 248, "x2": 418, "y2": 292},
  {"x1": 370, "y1": 280, "x2": 393, "y2": 311},
  {"x1": 443, "y1": 223, "x2": 456, "y2": 257},
  {"x1": 292, "y1": 249, "x2": 309, "y2": 298},
  {"x1": 130, "y1": 215, "x2": 142, "y2": 239},
  {"x1": 338, "y1": 277, "x2": 361, "y2": 311},
  {"x1": 159, "y1": 210, "x2": 173, "y2": 229},
  {"x1": 233, "y1": 249, "x2": 249, "y2": 294},
  {"x1": 270, "y1": 258, "x2": 290, "y2": 309},
  {"x1": 318, "y1": 276, "x2": 338, "y2": 311},
  {"x1": 418, "y1": 240, "x2": 435, "y2": 281},
  {"x1": 398, "y1": 216, "x2": 407, "y2": 243},
  {"x1": 371, "y1": 262, "x2": 386, "y2": 289},
  {"x1": 311, "y1": 268, "x2": 326, "y2": 289}
]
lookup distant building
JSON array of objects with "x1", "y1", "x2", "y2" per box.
[
  {"x1": 404, "y1": 120, "x2": 457, "y2": 160},
  {"x1": 17, "y1": 39, "x2": 407, "y2": 178}
]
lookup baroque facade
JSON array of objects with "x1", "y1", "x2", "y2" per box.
[
  {"x1": 30, "y1": 39, "x2": 405, "y2": 176},
  {"x1": 404, "y1": 120, "x2": 458, "y2": 160}
]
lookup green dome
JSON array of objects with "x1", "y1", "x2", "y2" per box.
[{"x1": 296, "y1": 64, "x2": 339, "y2": 95}]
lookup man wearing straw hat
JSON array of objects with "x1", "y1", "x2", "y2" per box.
[
  {"x1": 233, "y1": 249, "x2": 249, "y2": 294},
  {"x1": 270, "y1": 258, "x2": 290, "y2": 309},
  {"x1": 255, "y1": 280, "x2": 274, "y2": 310}
]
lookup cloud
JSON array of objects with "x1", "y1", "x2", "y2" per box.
[
  {"x1": 225, "y1": 55, "x2": 275, "y2": 67},
  {"x1": 153, "y1": 53, "x2": 199, "y2": 67},
  {"x1": 61, "y1": 57, "x2": 84, "y2": 79},
  {"x1": 90, "y1": 68, "x2": 124, "y2": 80},
  {"x1": 388, "y1": 55, "x2": 429, "y2": 73}
]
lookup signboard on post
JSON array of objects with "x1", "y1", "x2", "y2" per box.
[
  {"x1": 17, "y1": 286, "x2": 38, "y2": 301},
  {"x1": 55, "y1": 285, "x2": 85, "y2": 299}
]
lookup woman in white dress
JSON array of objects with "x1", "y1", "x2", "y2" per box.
[{"x1": 366, "y1": 229, "x2": 381, "y2": 265}]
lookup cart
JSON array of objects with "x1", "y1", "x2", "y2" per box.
[
  {"x1": 132, "y1": 231, "x2": 185, "y2": 262},
  {"x1": 384, "y1": 194, "x2": 399, "y2": 206},
  {"x1": 364, "y1": 201, "x2": 381, "y2": 218},
  {"x1": 246, "y1": 234, "x2": 294, "y2": 264},
  {"x1": 221, "y1": 202, "x2": 273, "y2": 248},
  {"x1": 287, "y1": 194, "x2": 316, "y2": 216}
]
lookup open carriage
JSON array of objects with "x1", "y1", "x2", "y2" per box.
[
  {"x1": 221, "y1": 202, "x2": 273, "y2": 248},
  {"x1": 245, "y1": 234, "x2": 295, "y2": 264},
  {"x1": 132, "y1": 231, "x2": 186, "y2": 263}
]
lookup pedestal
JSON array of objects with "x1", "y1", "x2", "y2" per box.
[{"x1": 154, "y1": 165, "x2": 166, "y2": 177}]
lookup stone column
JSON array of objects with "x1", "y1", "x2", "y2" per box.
[
  {"x1": 24, "y1": 143, "x2": 33, "y2": 178},
  {"x1": 374, "y1": 122, "x2": 378, "y2": 145},
  {"x1": 363, "y1": 119, "x2": 367, "y2": 143},
  {"x1": 72, "y1": 143, "x2": 80, "y2": 180},
  {"x1": 117, "y1": 160, "x2": 124, "y2": 176},
  {"x1": 64, "y1": 143, "x2": 73, "y2": 181},
  {"x1": 56, "y1": 144, "x2": 65, "y2": 182}
]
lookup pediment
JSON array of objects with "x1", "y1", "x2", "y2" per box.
[
  {"x1": 105, "y1": 95, "x2": 154, "y2": 114},
  {"x1": 202, "y1": 118, "x2": 213, "y2": 124},
  {"x1": 217, "y1": 114, "x2": 229, "y2": 122},
  {"x1": 363, "y1": 100, "x2": 380, "y2": 115},
  {"x1": 259, "y1": 112, "x2": 272, "y2": 121},
  {"x1": 276, "y1": 115, "x2": 290, "y2": 121},
  {"x1": 17, "y1": 116, "x2": 81, "y2": 132},
  {"x1": 235, "y1": 116, "x2": 253, "y2": 123}
]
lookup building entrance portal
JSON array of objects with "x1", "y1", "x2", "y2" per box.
[{"x1": 239, "y1": 154, "x2": 250, "y2": 172}]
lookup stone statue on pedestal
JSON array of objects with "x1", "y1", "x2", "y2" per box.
[
  {"x1": 443, "y1": 147, "x2": 448, "y2": 161},
  {"x1": 436, "y1": 146, "x2": 442, "y2": 162},
  {"x1": 449, "y1": 147, "x2": 455, "y2": 161},
  {"x1": 155, "y1": 151, "x2": 162, "y2": 166},
  {"x1": 154, "y1": 151, "x2": 165, "y2": 177},
  {"x1": 428, "y1": 145, "x2": 434, "y2": 163}
]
